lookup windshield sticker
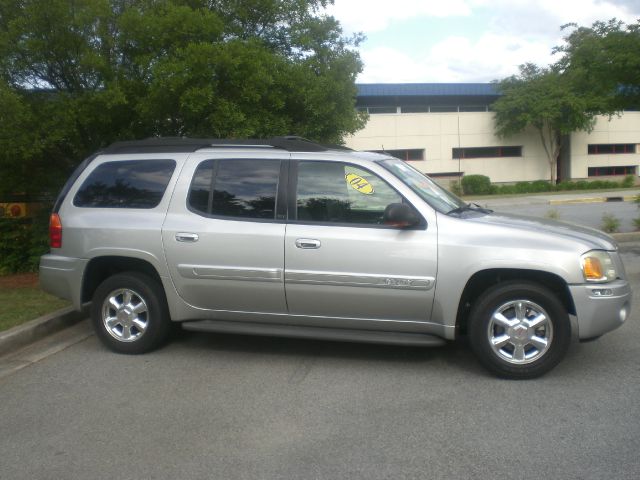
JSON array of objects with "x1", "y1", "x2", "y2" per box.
[{"x1": 345, "y1": 173, "x2": 374, "y2": 194}]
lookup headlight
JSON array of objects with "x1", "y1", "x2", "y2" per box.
[{"x1": 581, "y1": 250, "x2": 617, "y2": 282}]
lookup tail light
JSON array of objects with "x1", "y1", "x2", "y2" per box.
[{"x1": 49, "y1": 213, "x2": 62, "y2": 248}]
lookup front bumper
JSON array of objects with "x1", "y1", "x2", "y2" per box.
[
  {"x1": 39, "y1": 254, "x2": 88, "y2": 311},
  {"x1": 569, "y1": 280, "x2": 631, "y2": 340}
]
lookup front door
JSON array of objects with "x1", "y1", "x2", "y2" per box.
[
  {"x1": 285, "y1": 160, "x2": 438, "y2": 323},
  {"x1": 162, "y1": 154, "x2": 288, "y2": 313}
]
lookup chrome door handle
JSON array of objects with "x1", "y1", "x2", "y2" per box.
[
  {"x1": 295, "y1": 238, "x2": 321, "y2": 249},
  {"x1": 175, "y1": 232, "x2": 199, "y2": 242}
]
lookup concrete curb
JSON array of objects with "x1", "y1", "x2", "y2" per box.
[
  {"x1": 0, "y1": 306, "x2": 87, "y2": 357},
  {"x1": 549, "y1": 194, "x2": 637, "y2": 205},
  {"x1": 612, "y1": 232, "x2": 640, "y2": 243}
]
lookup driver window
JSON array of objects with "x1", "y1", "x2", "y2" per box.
[{"x1": 296, "y1": 161, "x2": 402, "y2": 224}]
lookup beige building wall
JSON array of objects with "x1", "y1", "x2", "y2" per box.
[
  {"x1": 345, "y1": 111, "x2": 640, "y2": 183},
  {"x1": 571, "y1": 113, "x2": 640, "y2": 179}
]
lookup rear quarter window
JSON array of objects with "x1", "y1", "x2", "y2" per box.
[{"x1": 74, "y1": 160, "x2": 176, "y2": 208}]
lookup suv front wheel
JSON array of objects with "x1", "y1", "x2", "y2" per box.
[
  {"x1": 91, "y1": 272, "x2": 172, "y2": 354},
  {"x1": 468, "y1": 281, "x2": 571, "y2": 379}
]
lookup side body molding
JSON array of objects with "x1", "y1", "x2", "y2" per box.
[{"x1": 286, "y1": 270, "x2": 435, "y2": 290}]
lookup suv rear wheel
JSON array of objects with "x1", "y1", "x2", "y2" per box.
[
  {"x1": 91, "y1": 272, "x2": 171, "y2": 354},
  {"x1": 468, "y1": 281, "x2": 571, "y2": 379}
]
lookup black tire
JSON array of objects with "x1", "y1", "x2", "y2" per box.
[
  {"x1": 468, "y1": 281, "x2": 571, "y2": 379},
  {"x1": 91, "y1": 272, "x2": 172, "y2": 354}
]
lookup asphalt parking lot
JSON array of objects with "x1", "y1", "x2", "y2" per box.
[{"x1": 1, "y1": 246, "x2": 639, "y2": 480}]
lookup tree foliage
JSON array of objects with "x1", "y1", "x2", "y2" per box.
[
  {"x1": 493, "y1": 64, "x2": 596, "y2": 183},
  {"x1": 0, "y1": 0, "x2": 365, "y2": 198},
  {"x1": 554, "y1": 19, "x2": 640, "y2": 113},
  {"x1": 492, "y1": 18, "x2": 640, "y2": 183}
]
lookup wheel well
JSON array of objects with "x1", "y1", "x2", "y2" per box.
[
  {"x1": 82, "y1": 256, "x2": 163, "y2": 304},
  {"x1": 455, "y1": 269, "x2": 575, "y2": 338}
]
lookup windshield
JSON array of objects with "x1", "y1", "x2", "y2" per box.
[{"x1": 379, "y1": 159, "x2": 466, "y2": 213}]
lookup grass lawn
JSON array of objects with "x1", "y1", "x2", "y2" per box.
[{"x1": 0, "y1": 273, "x2": 70, "y2": 332}]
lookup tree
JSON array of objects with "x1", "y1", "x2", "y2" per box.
[
  {"x1": 492, "y1": 64, "x2": 596, "y2": 184},
  {"x1": 0, "y1": 0, "x2": 365, "y2": 198},
  {"x1": 554, "y1": 19, "x2": 640, "y2": 113},
  {"x1": 492, "y1": 19, "x2": 640, "y2": 184}
]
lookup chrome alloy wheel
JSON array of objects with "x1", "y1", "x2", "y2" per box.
[
  {"x1": 487, "y1": 300, "x2": 553, "y2": 364},
  {"x1": 101, "y1": 288, "x2": 149, "y2": 342}
]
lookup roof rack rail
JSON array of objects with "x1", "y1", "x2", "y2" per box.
[{"x1": 103, "y1": 136, "x2": 351, "y2": 154}]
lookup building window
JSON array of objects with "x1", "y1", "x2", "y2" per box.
[
  {"x1": 452, "y1": 146, "x2": 522, "y2": 159},
  {"x1": 588, "y1": 166, "x2": 637, "y2": 176},
  {"x1": 429, "y1": 105, "x2": 458, "y2": 113},
  {"x1": 459, "y1": 105, "x2": 488, "y2": 112},
  {"x1": 366, "y1": 106, "x2": 397, "y2": 114},
  {"x1": 588, "y1": 144, "x2": 636, "y2": 154},
  {"x1": 371, "y1": 149, "x2": 424, "y2": 161},
  {"x1": 370, "y1": 104, "x2": 490, "y2": 114}
]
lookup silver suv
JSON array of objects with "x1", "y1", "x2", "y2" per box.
[{"x1": 40, "y1": 137, "x2": 631, "y2": 378}]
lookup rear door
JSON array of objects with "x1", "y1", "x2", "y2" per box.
[
  {"x1": 162, "y1": 152, "x2": 289, "y2": 313},
  {"x1": 284, "y1": 158, "x2": 438, "y2": 323}
]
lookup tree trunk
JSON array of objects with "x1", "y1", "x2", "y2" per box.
[{"x1": 538, "y1": 123, "x2": 560, "y2": 184}]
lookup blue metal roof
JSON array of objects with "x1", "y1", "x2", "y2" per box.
[{"x1": 356, "y1": 83, "x2": 499, "y2": 97}]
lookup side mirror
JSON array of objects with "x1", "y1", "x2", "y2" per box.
[{"x1": 383, "y1": 203, "x2": 420, "y2": 228}]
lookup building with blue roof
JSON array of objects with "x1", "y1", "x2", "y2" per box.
[{"x1": 346, "y1": 83, "x2": 639, "y2": 183}]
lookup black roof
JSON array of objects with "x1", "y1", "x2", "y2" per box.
[{"x1": 103, "y1": 136, "x2": 349, "y2": 154}]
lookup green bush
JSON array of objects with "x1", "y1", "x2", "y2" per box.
[
  {"x1": 622, "y1": 175, "x2": 636, "y2": 188},
  {"x1": 555, "y1": 181, "x2": 577, "y2": 191},
  {"x1": 496, "y1": 185, "x2": 517, "y2": 194},
  {"x1": 0, "y1": 210, "x2": 50, "y2": 274},
  {"x1": 545, "y1": 209, "x2": 560, "y2": 220},
  {"x1": 514, "y1": 180, "x2": 552, "y2": 193},
  {"x1": 457, "y1": 175, "x2": 634, "y2": 197},
  {"x1": 530, "y1": 180, "x2": 551, "y2": 192},
  {"x1": 449, "y1": 180, "x2": 463, "y2": 196},
  {"x1": 601, "y1": 213, "x2": 620, "y2": 233},
  {"x1": 461, "y1": 175, "x2": 492, "y2": 195},
  {"x1": 589, "y1": 179, "x2": 618, "y2": 189}
]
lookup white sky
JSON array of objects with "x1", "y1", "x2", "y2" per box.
[{"x1": 325, "y1": 0, "x2": 640, "y2": 83}]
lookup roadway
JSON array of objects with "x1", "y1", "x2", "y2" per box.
[
  {"x1": 470, "y1": 189, "x2": 640, "y2": 233},
  {"x1": 489, "y1": 200, "x2": 638, "y2": 233},
  {"x1": 1, "y1": 247, "x2": 639, "y2": 479}
]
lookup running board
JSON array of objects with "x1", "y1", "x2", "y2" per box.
[{"x1": 180, "y1": 320, "x2": 446, "y2": 347}]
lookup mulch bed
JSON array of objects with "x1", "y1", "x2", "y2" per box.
[{"x1": 0, "y1": 273, "x2": 39, "y2": 289}]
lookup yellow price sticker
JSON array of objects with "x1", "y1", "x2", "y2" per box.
[{"x1": 345, "y1": 173, "x2": 374, "y2": 195}]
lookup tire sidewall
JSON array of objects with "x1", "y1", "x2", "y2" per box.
[
  {"x1": 91, "y1": 272, "x2": 171, "y2": 354},
  {"x1": 468, "y1": 281, "x2": 571, "y2": 379}
]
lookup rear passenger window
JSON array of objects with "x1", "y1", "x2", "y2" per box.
[
  {"x1": 74, "y1": 160, "x2": 175, "y2": 208},
  {"x1": 188, "y1": 159, "x2": 280, "y2": 220}
]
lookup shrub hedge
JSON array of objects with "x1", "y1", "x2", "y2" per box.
[
  {"x1": 461, "y1": 175, "x2": 492, "y2": 195},
  {"x1": 0, "y1": 209, "x2": 50, "y2": 275},
  {"x1": 457, "y1": 174, "x2": 636, "y2": 196}
]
